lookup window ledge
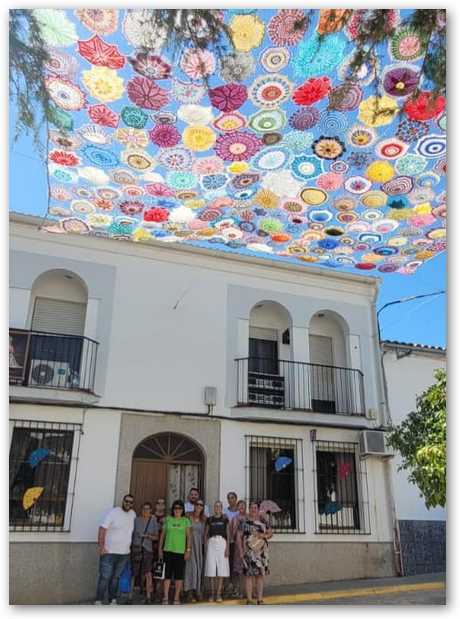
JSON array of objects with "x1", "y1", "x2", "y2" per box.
[
  {"x1": 231, "y1": 406, "x2": 372, "y2": 428},
  {"x1": 9, "y1": 385, "x2": 100, "y2": 406}
]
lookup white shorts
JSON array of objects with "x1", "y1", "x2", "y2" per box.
[{"x1": 205, "y1": 536, "x2": 230, "y2": 577}]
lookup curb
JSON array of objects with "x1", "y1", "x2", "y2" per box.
[{"x1": 199, "y1": 581, "x2": 445, "y2": 605}]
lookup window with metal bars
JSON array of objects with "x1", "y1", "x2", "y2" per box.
[
  {"x1": 9, "y1": 420, "x2": 82, "y2": 532},
  {"x1": 312, "y1": 439, "x2": 371, "y2": 535},
  {"x1": 245, "y1": 435, "x2": 305, "y2": 533}
]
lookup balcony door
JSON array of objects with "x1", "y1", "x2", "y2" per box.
[
  {"x1": 248, "y1": 335, "x2": 278, "y2": 375},
  {"x1": 309, "y1": 335, "x2": 336, "y2": 413},
  {"x1": 29, "y1": 297, "x2": 86, "y2": 388}
]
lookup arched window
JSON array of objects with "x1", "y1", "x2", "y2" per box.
[{"x1": 130, "y1": 433, "x2": 205, "y2": 511}]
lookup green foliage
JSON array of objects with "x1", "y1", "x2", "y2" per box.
[{"x1": 387, "y1": 369, "x2": 446, "y2": 509}]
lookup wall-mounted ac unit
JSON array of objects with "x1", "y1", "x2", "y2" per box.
[
  {"x1": 29, "y1": 360, "x2": 71, "y2": 388},
  {"x1": 359, "y1": 430, "x2": 392, "y2": 458}
]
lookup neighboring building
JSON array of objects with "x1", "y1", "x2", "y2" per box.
[
  {"x1": 382, "y1": 340, "x2": 446, "y2": 576},
  {"x1": 10, "y1": 213, "x2": 397, "y2": 604}
]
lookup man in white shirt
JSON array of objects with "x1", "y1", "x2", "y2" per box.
[
  {"x1": 184, "y1": 486, "x2": 210, "y2": 517},
  {"x1": 95, "y1": 494, "x2": 136, "y2": 605}
]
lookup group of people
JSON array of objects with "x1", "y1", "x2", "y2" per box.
[{"x1": 95, "y1": 487, "x2": 272, "y2": 605}]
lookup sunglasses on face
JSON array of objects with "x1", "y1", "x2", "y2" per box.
[
  {"x1": 124, "y1": 499, "x2": 134, "y2": 505},
  {"x1": 197, "y1": 503, "x2": 204, "y2": 507}
]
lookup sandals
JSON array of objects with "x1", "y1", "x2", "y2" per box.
[
  {"x1": 257, "y1": 600, "x2": 265, "y2": 605},
  {"x1": 216, "y1": 596, "x2": 223, "y2": 603},
  {"x1": 162, "y1": 598, "x2": 169, "y2": 605}
]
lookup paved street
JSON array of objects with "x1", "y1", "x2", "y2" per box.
[{"x1": 288, "y1": 588, "x2": 445, "y2": 605}]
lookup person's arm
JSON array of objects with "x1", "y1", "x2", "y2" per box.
[
  {"x1": 204, "y1": 518, "x2": 209, "y2": 550},
  {"x1": 97, "y1": 526, "x2": 108, "y2": 555},
  {"x1": 184, "y1": 525, "x2": 192, "y2": 560},
  {"x1": 236, "y1": 527, "x2": 245, "y2": 565},
  {"x1": 158, "y1": 521, "x2": 166, "y2": 559},
  {"x1": 224, "y1": 520, "x2": 230, "y2": 557}
]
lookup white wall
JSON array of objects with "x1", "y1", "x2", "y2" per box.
[
  {"x1": 383, "y1": 348, "x2": 446, "y2": 522},
  {"x1": 10, "y1": 217, "x2": 384, "y2": 422},
  {"x1": 219, "y1": 420, "x2": 393, "y2": 543}
]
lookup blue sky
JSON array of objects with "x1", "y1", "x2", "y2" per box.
[{"x1": 9, "y1": 9, "x2": 446, "y2": 349}]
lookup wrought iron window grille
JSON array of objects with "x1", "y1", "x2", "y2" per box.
[
  {"x1": 312, "y1": 439, "x2": 371, "y2": 535},
  {"x1": 245, "y1": 435, "x2": 305, "y2": 534},
  {"x1": 9, "y1": 419, "x2": 82, "y2": 532}
]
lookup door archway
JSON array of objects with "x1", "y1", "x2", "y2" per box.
[{"x1": 130, "y1": 432, "x2": 205, "y2": 512}]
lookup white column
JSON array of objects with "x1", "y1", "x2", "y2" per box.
[
  {"x1": 9, "y1": 287, "x2": 31, "y2": 328},
  {"x1": 291, "y1": 325, "x2": 310, "y2": 409},
  {"x1": 235, "y1": 318, "x2": 249, "y2": 404},
  {"x1": 349, "y1": 333, "x2": 366, "y2": 415}
]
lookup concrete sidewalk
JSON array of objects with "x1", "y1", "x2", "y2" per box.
[{"x1": 217, "y1": 572, "x2": 446, "y2": 606}]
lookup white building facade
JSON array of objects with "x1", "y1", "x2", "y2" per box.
[
  {"x1": 382, "y1": 341, "x2": 446, "y2": 576},
  {"x1": 10, "y1": 214, "x2": 397, "y2": 604}
]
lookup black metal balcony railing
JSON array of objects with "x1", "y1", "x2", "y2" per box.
[
  {"x1": 9, "y1": 329, "x2": 99, "y2": 393},
  {"x1": 236, "y1": 357, "x2": 365, "y2": 416}
]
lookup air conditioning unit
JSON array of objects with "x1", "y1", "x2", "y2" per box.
[
  {"x1": 29, "y1": 360, "x2": 72, "y2": 388},
  {"x1": 359, "y1": 430, "x2": 392, "y2": 458}
]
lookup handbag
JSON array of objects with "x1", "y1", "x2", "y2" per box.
[{"x1": 153, "y1": 559, "x2": 165, "y2": 580}]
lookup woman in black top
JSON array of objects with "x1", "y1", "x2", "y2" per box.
[{"x1": 204, "y1": 501, "x2": 230, "y2": 602}]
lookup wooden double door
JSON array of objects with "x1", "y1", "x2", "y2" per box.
[{"x1": 129, "y1": 432, "x2": 204, "y2": 513}]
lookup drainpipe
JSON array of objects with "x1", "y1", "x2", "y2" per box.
[{"x1": 371, "y1": 289, "x2": 404, "y2": 576}]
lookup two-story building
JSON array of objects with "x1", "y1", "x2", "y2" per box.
[
  {"x1": 10, "y1": 212, "x2": 397, "y2": 604},
  {"x1": 382, "y1": 340, "x2": 446, "y2": 576}
]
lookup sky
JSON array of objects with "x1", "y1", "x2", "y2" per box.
[{"x1": 9, "y1": 8, "x2": 447, "y2": 349}]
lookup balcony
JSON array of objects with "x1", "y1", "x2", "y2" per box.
[
  {"x1": 9, "y1": 329, "x2": 99, "y2": 394},
  {"x1": 235, "y1": 357, "x2": 365, "y2": 417}
]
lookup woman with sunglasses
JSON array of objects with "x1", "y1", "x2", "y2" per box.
[
  {"x1": 204, "y1": 501, "x2": 230, "y2": 603},
  {"x1": 158, "y1": 500, "x2": 191, "y2": 605},
  {"x1": 184, "y1": 500, "x2": 206, "y2": 602}
]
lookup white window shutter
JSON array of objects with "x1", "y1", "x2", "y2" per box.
[
  {"x1": 31, "y1": 297, "x2": 86, "y2": 336},
  {"x1": 309, "y1": 335, "x2": 334, "y2": 366}
]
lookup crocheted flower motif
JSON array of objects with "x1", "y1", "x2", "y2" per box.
[
  {"x1": 128, "y1": 52, "x2": 171, "y2": 80},
  {"x1": 121, "y1": 106, "x2": 148, "y2": 129},
  {"x1": 166, "y1": 172, "x2": 198, "y2": 191},
  {"x1": 292, "y1": 77, "x2": 332, "y2": 106},
  {"x1": 260, "y1": 47, "x2": 290, "y2": 73},
  {"x1": 209, "y1": 84, "x2": 247, "y2": 112},
  {"x1": 253, "y1": 189, "x2": 279, "y2": 210},
  {"x1": 316, "y1": 172, "x2": 344, "y2": 191},
  {"x1": 390, "y1": 27, "x2": 426, "y2": 61},
  {"x1": 282, "y1": 130, "x2": 314, "y2": 154},
  {"x1": 219, "y1": 52, "x2": 255, "y2": 83},
  {"x1": 122, "y1": 150, "x2": 155, "y2": 171},
  {"x1": 78, "y1": 35, "x2": 125, "y2": 70},
  {"x1": 123, "y1": 9, "x2": 167, "y2": 50},
  {"x1": 383, "y1": 65, "x2": 419, "y2": 97},
  {"x1": 119, "y1": 200, "x2": 144, "y2": 216},
  {"x1": 328, "y1": 83, "x2": 363, "y2": 112},
  {"x1": 291, "y1": 155, "x2": 323, "y2": 181},
  {"x1": 312, "y1": 136, "x2": 346, "y2": 160},
  {"x1": 395, "y1": 154, "x2": 428, "y2": 176},
  {"x1": 347, "y1": 152, "x2": 373, "y2": 168},
  {"x1": 358, "y1": 96, "x2": 398, "y2": 127},
  {"x1": 177, "y1": 105, "x2": 214, "y2": 126},
  {"x1": 201, "y1": 174, "x2": 229, "y2": 191},
  {"x1": 46, "y1": 77, "x2": 86, "y2": 111},
  {"x1": 261, "y1": 170, "x2": 303, "y2": 198},
  {"x1": 114, "y1": 127, "x2": 149, "y2": 150},
  {"x1": 249, "y1": 109, "x2": 286, "y2": 133},
  {"x1": 214, "y1": 131, "x2": 263, "y2": 162},
  {"x1": 171, "y1": 79, "x2": 206, "y2": 104},
  {"x1": 158, "y1": 147, "x2": 194, "y2": 171},
  {"x1": 192, "y1": 157, "x2": 225, "y2": 175},
  {"x1": 317, "y1": 9, "x2": 352, "y2": 34},
  {"x1": 149, "y1": 124, "x2": 181, "y2": 148},
  {"x1": 293, "y1": 32, "x2": 346, "y2": 79},
  {"x1": 183, "y1": 126, "x2": 216, "y2": 152},
  {"x1": 403, "y1": 92, "x2": 445, "y2": 121},
  {"x1": 127, "y1": 76, "x2": 169, "y2": 110},
  {"x1": 88, "y1": 104, "x2": 119, "y2": 128},
  {"x1": 348, "y1": 125, "x2": 376, "y2": 149},
  {"x1": 366, "y1": 161, "x2": 395, "y2": 184},
  {"x1": 289, "y1": 107, "x2": 320, "y2": 130},
  {"x1": 248, "y1": 74, "x2": 293, "y2": 109},
  {"x1": 268, "y1": 10, "x2": 308, "y2": 46},
  {"x1": 82, "y1": 67, "x2": 124, "y2": 103},
  {"x1": 143, "y1": 207, "x2": 169, "y2": 223},
  {"x1": 82, "y1": 145, "x2": 119, "y2": 168},
  {"x1": 49, "y1": 150, "x2": 80, "y2": 166},
  {"x1": 230, "y1": 15, "x2": 265, "y2": 52},
  {"x1": 259, "y1": 218, "x2": 284, "y2": 234},
  {"x1": 33, "y1": 9, "x2": 78, "y2": 47},
  {"x1": 213, "y1": 112, "x2": 247, "y2": 133},
  {"x1": 75, "y1": 9, "x2": 118, "y2": 34},
  {"x1": 375, "y1": 138, "x2": 409, "y2": 160},
  {"x1": 252, "y1": 146, "x2": 291, "y2": 171},
  {"x1": 346, "y1": 9, "x2": 399, "y2": 41},
  {"x1": 415, "y1": 134, "x2": 447, "y2": 159},
  {"x1": 180, "y1": 48, "x2": 216, "y2": 79},
  {"x1": 49, "y1": 131, "x2": 82, "y2": 151},
  {"x1": 145, "y1": 183, "x2": 175, "y2": 197},
  {"x1": 44, "y1": 49, "x2": 79, "y2": 79}
]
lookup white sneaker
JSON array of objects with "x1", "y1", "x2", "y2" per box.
[
  {"x1": 110, "y1": 599, "x2": 118, "y2": 605},
  {"x1": 94, "y1": 601, "x2": 103, "y2": 605}
]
